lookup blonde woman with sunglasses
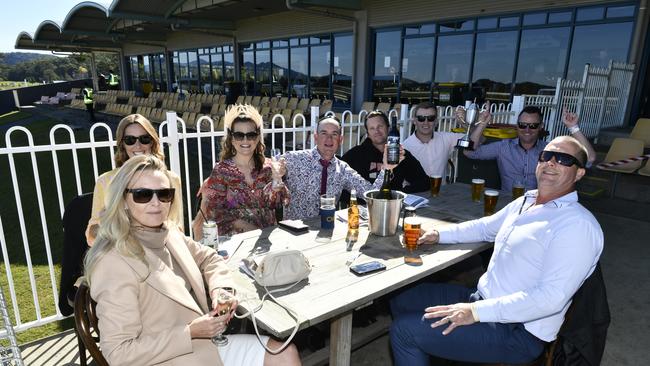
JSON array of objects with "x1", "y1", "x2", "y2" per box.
[
  {"x1": 85, "y1": 114, "x2": 182, "y2": 246},
  {"x1": 83, "y1": 155, "x2": 301, "y2": 366},
  {"x1": 193, "y1": 105, "x2": 289, "y2": 238}
]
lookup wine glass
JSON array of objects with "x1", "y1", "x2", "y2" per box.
[
  {"x1": 270, "y1": 148, "x2": 284, "y2": 189},
  {"x1": 211, "y1": 287, "x2": 237, "y2": 346}
]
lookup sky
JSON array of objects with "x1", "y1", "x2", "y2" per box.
[{"x1": 0, "y1": 1, "x2": 109, "y2": 53}]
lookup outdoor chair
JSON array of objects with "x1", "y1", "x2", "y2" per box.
[
  {"x1": 630, "y1": 118, "x2": 650, "y2": 148},
  {"x1": 600, "y1": 137, "x2": 644, "y2": 196},
  {"x1": 58, "y1": 192, "x2": 93, "y2": 316},
  {"x1": 637, "y1": 161, "x2": 650, "y2": 177},
  {"x1": 74, "y1": 282, "x2": 109, "y2": 366},
  {"x1": 360, "y1": 101, "x2": 375, "y2": 113}
]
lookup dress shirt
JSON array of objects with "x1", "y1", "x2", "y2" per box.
[
  {"x1": 402, "y1": 131, "x2": 465, "y2": 178},
  {"x1": 465, "y1": 138, "x2": 547, "y2": 192},
  {"x1": 341, "y1": 138, "x2": 429, "y2": 193},
  {"x1": 283, "y1": 148, "x2": 384, "y2": 219},
  {"x1": 438, "y1": 190, "x2": 603, "y2": 342}
]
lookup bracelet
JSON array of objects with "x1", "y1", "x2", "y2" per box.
[{"x1": 568, "y1": 125, "x2": 580, "y2": 135}]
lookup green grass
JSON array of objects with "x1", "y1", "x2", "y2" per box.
[
  {"x1": 0, "y1": 111, "x2": 32, "y2": 126},
  {"x1": 0, "y1": 112, "x2": 113, "y2": 344}
]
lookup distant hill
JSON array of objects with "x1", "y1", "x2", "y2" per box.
[{"x1": 1, "y1": 52, "x2": 57, "y2": 65}]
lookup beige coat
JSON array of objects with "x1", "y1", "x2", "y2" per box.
[{"x1": 90, "y1": 228, "x2": 234, "y2": 366}]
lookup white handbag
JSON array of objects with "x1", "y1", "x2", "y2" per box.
[{"x1": 253, "y1": 249, "x2": 311, "y2": 287}]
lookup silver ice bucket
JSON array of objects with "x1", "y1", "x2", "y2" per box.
[{"x1": 363, "y1": 190, "x2": 406, "y2": 236}]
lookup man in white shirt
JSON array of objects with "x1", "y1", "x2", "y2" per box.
[
  {"x1": 402, "y1": 101, "x2": 486, "y2": 178},
  {"x1": 389, "y1": 136, "x2": 603, "y2": 365}
]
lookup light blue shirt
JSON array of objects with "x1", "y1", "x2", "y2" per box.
[{"x1": 438, "y1": 190, "x2": 603, "y2": 342}]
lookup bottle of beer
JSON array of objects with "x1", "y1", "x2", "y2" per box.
[
  {"x1": 347, "y1": 189, "x2": 359, "y2": 240},
  {"x1": 380, "y1": 169, "x2": 393, "y2": 199},
  {"x1": 387, "y1": 115, "x2": 400, "y2": 165}
]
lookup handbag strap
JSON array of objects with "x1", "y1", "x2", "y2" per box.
[{"x1": 234, "y1": 280, "x2": 303, "y2": 354}]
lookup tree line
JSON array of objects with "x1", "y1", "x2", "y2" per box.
[{"x1": 0, "y1": 52, "x2": 119, "y2": 84}]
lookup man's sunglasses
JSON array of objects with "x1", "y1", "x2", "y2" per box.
[
  {"x1": 125, "y1": 188, "x2": 175, "y2": 203},
  {"x1": 123, "y1": 135, "x2": 153, "y2": 146},
  {"x1": 229, "y1": 130, "x2": 259, "y2": 141},
  {"x1": 517, "y1": 122, "x2": 541, "y2": 130},
  {"x1": 538, "y1": 151, "x2": 584, "y2": 168},
  {"x1": 416, "y1": 115, "x2": 437, "y2": 122}
]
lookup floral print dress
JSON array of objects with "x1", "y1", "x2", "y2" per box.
[{"x1": 202, "y1": 158, "x2": 289, "y2": 235}]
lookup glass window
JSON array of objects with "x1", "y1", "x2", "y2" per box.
[
  {"x1": 310, "y1": 45, "x2": 330, "y2": 100},
  {"x1": 333, "y1": 34, "x2": 353, "y2": 105},
  {"x1": 440, "y1": 20, "x2": 474, "y2": 32},
  {"x1": 272, "y1": 48, "x2": 289, "y2": 96},
  {"x1": 242, "y1": 43, "x2": 254, "y2": 51},
  {"x1": 548, "y1": 11, "x2": 572, "y2": 23},
  {"x1": 290, "y1": 47, "x2": 308, "y2": 96},
  {"x1": 179, "y1": 52, "x2": 188, "y2": 78},
  {"x1": 142, "y1": 56, "x2": 150, "y2": 80},
  {"x1": 188, "y1": 51, "x2": 198, "y2": 92},
  {"x1": 256, "y1": 50, "x2": 271, "y2": 95},
  {"x1": 290, "y1": 38, "x2": 299, "y2": 46},
  {"x1": 523, "y1": 13, "x2": 547, "y2": 26},
  {"x1": 421, "y1": 24, "x2": 436, "y2": 34},
  {"x1": 242, "y1": 51, "x2": 255, "y2": 95},
  {"x1": 477, "y1": 18, "x2": 497, "y2": 30},
  {"x1": 405, "y1": 25, "x2": 420, "y2": 36},
  {"x1": 273, "y1": 40, "x2": 288, "y2": 47},
  {"x1": 472, "y1": 31, "x2": 518, "y2": 102},
  {"x1": 499, "y1": 16, "x2": 519, "y2": 27},
  {"x1": 223, "y1": 52, "x2": 234, "y2": 83},
  {"x1": 211, "y1": 53, "x2": 224, "y2": 93},
  {"x1": 515, "y1": 27, "x2": 570, "y2": 94},
  {"x1": 199, "y1": 53, "x2": 211, "y2": 93},
  {"x1": 401, "y1": 37, "x2": 434, "y2": 104},
  {"x1": 567, "y1": 22, "x2": 634, "y2": 80},
  {"x1": 435, "y1": 33, "x2": 473, "y2": 84},
  {"x1": 576, "y1": 7, "x2": 604, "y2": 21},
  {"x1": 607, "y1": 5, "x2": 635, "y2": 18},
  {"x1": 300, "y1": 37, "x2": 309, "y2": 45},
  {"x1": 374, "y1": 31, "x2": 401, "y2": 77},
  {"x1": 256, "y1": 41, "x2": 270, "y2": 49}
]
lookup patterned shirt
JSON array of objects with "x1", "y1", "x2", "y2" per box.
[
  {"x1": 465, "y1": 138, "x2": 547, "y2": 191},
  {"x1": 202, "y1": 158, "x2": 289, "y2": 235},
  {"x1": 283, "y1": 148, "x2": 385, "y2": 220}
]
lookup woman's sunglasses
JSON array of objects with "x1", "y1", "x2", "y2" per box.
[
  {"x1": 123, "y1": 135, "x2": 153, "y2": 146},
  {"x1": 538, "y1": 151, "x2": 584, "y2": 168},
  {"x1": 125, "y1": 188, "x2": 175, "y2": 203},
  {"x1": 517, "y1": 122, "x2": 541, "y2": 130},
  {"x1": 230, "y1": 130, "x2": 259, "y2": 141},
  {"x1": 415, "y1": 115, "x2": 437, "y2": 122}
]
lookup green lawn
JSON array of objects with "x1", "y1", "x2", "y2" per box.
[
  {"x1": 0, "y1": 112, "x2": 113, "y2": 345},
  {"x1": 0, "y1": 111, "x2": 32, "y2": 126}
]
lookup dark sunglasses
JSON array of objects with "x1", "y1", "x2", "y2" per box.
[
  {"x1": 538, "y1": 151, "x2": 584, "y2": 168},
  {"x1": 416, "y1": 115, "x2": 437, "y2": 122},
  {"x1": 123, "y1": 135, "x2": 153, "y2": 146},
  {"x1": 517, "y1": 122, "x2": 541, "y2": 130},
  {"x1": 125, "y1": 188, "x2": 175, "y2": 203},
  {"x1": 230, "y1": 130, "x2": 259, "y2": 141}
]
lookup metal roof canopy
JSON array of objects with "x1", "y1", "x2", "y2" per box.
[{"x1": 16, "y1": 0, "x2": 353, "y2": 53}]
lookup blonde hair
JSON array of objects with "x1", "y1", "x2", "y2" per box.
[
  {"x1": 220, "y1": 104, "x2": 266, "y2": 171},
  {"x1": 83, "y1": 155, "x2": 183, "y2": 284},
  {"x1": 115, "y1": 114, "x2": 164, "y2": 167}
]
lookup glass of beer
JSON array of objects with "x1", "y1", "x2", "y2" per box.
[
  {"x1": 512, "y1": 182, "x2": 525, "y2": 200},
  {"x1": 471, "y1": 178, "x2": 485, "y2": 203},
  {"x1": 483, "y1": 190, "x2": 499, "y2": 216},
  {"x1": 403, "y1": 216, "x2": 422, "y2": 251},
  {"x1": 430, "y1": 175, "x2": 442, "y2": 197}
]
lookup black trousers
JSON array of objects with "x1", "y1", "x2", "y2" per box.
[{"x1": 85, "y1": 103, "x2": 96, "y2": 122}]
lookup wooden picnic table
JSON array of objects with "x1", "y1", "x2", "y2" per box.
[{"x1": 223, "y1": 182, "x2": 512, "y2": 366}]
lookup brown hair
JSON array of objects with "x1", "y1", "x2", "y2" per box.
[
  {"x1": 413, "y1": 101, "x2": 438, "y2": 117},
  {"x1": 114, "y1": 114, "x2": 164, "y2": 167},
  {"x1": 220, "y1": 104, "x2": 265, "y2": 172}
]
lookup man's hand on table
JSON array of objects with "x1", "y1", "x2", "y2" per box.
[
  {"x1": 417, "y1": 228, "x2": 440, "y2": 245},
  {"x1": 423, "y1": 303, "x2": 476, "y2": 335}
]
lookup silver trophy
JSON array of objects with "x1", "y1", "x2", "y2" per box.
[{"x1": 456, "y1": 102, "x2": 479, "y2": 150}]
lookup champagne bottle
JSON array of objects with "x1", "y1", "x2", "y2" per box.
[
  {"x1": 347, "y1": 189, "x2": 359, "y2": 241},
  {"x1": 380, "y1": 169, "x2": 393, "y2": 199},
  {"x1": 387, "y1": 116, "x2": 400, "y2": 164}
]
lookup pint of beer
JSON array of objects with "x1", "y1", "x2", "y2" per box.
[
  {"x1": 403, "y1": 217, "x2": 422, "y2": 251},
  {"x1": 430, "y1": 175, "x2": 442, "y2": 197},
  {"x1": 471, "y1": 178, "x2": 485, "y2": 203},
  {"x1": 484, "y1": 190, "x2": 499, "y2": 216},
  {"x1": 512, "y1": 183, "x2": 525, "y2": 200}
]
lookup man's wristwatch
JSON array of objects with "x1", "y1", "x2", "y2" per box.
[{"x1": 568, "y1": 125, "x2": 580, "y2": 135}]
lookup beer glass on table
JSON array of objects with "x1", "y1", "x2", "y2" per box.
[
  {"x1": 471, "y1": 178, "x2": 485, "y2": 203},
  {"x1": 212, "y1": 287, "x2": 237, "y2": 346},
  {"x1": 403, "y1": 216, "x2": 423, "y2": 266},
  {"x1": 430, "y1": 175, "x2": 442, "y2": 197},
  {"x1": 483, "y1": 190, "x2": 499, "y2": 216},
  {"x1": 512, "y1": 182, "x2": 525, "y2": 200}
]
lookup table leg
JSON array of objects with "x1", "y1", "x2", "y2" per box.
[{"x1": 329, "y1": 311, "x2": 353, "y2": 366}]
